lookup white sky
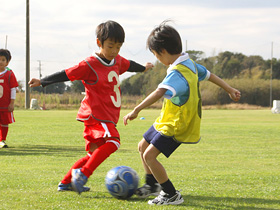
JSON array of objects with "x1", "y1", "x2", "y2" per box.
[{"x1": 1, "y1": 0, "x2": 280, "y2": 83}]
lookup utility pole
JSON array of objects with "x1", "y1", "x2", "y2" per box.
[
  {"x1": 25, "y1": 0, "x2": 30, "y2": 109},
  {"x1": 270, "y1": 42, "x2": 273, "y2": 107}
]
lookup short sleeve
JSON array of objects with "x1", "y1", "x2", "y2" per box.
[
  {"x1": 195, "y1": 63, "x2": 210, "y2": 81},
  {"x1": 158, "y1": 70, "x2": 189, "y2": 99},
  {"x1": 9, "y1": 71, "x2": 18, "y2": 88},
  {"x1": 119, "y1": 56, "x2": 131, "y2": 75},
  {"x1": 65, "y1": 60, "x2": 94, "y2": 81}
]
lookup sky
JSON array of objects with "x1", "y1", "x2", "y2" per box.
[{"x1": 1, "y1": 0, "x2": 280, "y2": 84}]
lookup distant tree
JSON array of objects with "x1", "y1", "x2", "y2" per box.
[
  {"x1": 186, "y1": 50, "x2": 205, "y2": 61},
  {"x1": 45, "y1": 82, "x2": 66, "y2": 94},
  {"x1": 70, "y1": 80, "x2": 85, "y2": 93},
  {"x1": 264, "y1": 58, "x2": 280, "y2": 79},
  {"x1": 241, "y1": 56, "x2": 265, "y2": 78}
]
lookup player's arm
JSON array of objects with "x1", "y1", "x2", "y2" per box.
[
  {"x1": 195, "y1": 62, "x2": 241, "y2": 101},
  {"x1": 127, "y1": 61, "x2": 153, "y2": 73},
  {"x1": 8, "y1": 87, "x2": 16, "y2": 112},
  {"x1": 29, "y1": 70, "x2": 69, "y2": 87},
  {"x1": 123, "y1": 88, "x2": 166, "y2": 125},
  {"x1": 208, "y1": 73, "x2": 241, "y2": 102}
]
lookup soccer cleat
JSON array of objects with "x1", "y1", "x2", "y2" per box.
[
  {"x1": 0, "y1": 141, "x2": 8, "y2": 148},
  {"x1": 57, "y1": 182, "x2": 90, "y2": 192},
  {"x1": 148, "y1": 190, "x2": 184, "y2": 205},
  {"x1": 71, "y1": 168, "x2": 88, "y2": 194},
  {"x1": 135, "y1": 183, "x2": 161, "y2": 198}
]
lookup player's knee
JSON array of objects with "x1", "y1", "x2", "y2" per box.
[
  {"x1": 138, "y1": 138, "x2": 147, "y2": 154},
  {"x1": 142, "y1": 150, "x2": 156, "y2": 166}
]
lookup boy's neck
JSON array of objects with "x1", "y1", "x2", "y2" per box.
[
  {"x1": 169, "y1": 54, "x2": 181, "y2": 65},
  {"x1": 0, "y1": 67, "x2": 6, "y2": 73}
]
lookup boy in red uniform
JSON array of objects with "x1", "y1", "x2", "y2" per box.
[
  {"x1": 29, "y1": 20, "x2": 153, "y2": 193},
  {"x1": 0, "y1": 49, "x2": 18, "y2": 148}
]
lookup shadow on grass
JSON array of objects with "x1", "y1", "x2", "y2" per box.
[
  {"x1": 0, "y1": 145, "x2": 135, "y2": 157},
  {"x1": 75, "y1": 192, "x2": 279, "y2": 209},
  {"x1": 0, "y1": 144, "x2": 84, "y2": 157},
  {"x1": 184, "y1": 195, "x2": 279, "y2": 210}
]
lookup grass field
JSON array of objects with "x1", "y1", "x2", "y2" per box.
[{"x1": 0, "y1": 109, "x2": 279, "y2": 210}]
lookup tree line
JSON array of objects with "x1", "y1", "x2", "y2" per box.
[
  {"x1": 121, "y1": 51, "x2": 280, "y2": 107},
  {"x1": 28, "y1": 50, "x2": 280, "y2": 107}
]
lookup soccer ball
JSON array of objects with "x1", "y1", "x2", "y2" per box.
[{"x1": 105, "y1": 166, "x2": 139, "y2": 199}]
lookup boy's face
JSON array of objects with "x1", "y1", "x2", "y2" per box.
[
  {"x1": 97, "y1": 38, "x2": 123, "y2": 61},
  {"x1": 152, "y1": 50, "x2": 170, "y2": 66},
  {"x1": 0, "y1": 56, "x2": 9, "y2": 72}
]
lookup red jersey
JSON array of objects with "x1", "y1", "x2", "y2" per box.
[
  {"x1": 65, "y1": 54, "x2": 130, "y2": 125},
  {"x1": 0, "y1": 68, "x2": 18, "y2": 111}
]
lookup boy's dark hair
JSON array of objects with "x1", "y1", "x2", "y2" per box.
[
  {"x1": 147, "y1": 21, "x2": 182, "y2": 55},
  {"x1": 0, "y1": 49, "x2": 12, "y2": 62},
  {"x1": 96, "y1": 20, "x2": 125, "y2": 45}
]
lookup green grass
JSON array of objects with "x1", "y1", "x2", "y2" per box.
[{"x1": 0, "y1": 109, "x2": 279, "y2": 210}]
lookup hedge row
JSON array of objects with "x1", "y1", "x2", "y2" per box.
[{"x1": 200, "y1": 79, "x2": 280, "y2": 107}]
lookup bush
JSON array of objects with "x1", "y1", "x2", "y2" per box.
[{"x1": 200, "y1": 79, "x2": 280, "y2": 106}]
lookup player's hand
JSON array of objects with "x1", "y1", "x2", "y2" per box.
[
  {"x1": 28, "y1": 78, "x2": 41, "y2": 87},
  {"x1": 123, "y1": 111, "x2": 139, "y2": 126},
  {"x1": 228, "y1": 88, "x2": 241, "y2": 102},
  {"x1": 144, "y1": 62, "x2": 154, "y2": 72},
  {"x1": 8, "y1": 103, "x2": 14, "y2": 112}
]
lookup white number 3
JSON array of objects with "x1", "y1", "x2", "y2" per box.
[{"x1": 108, "y1": 71, "x2": 121, "y2": 108}]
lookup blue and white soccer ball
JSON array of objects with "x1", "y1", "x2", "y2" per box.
[{"x1": 105, "y1": 166, "x2": 139, "y2": 199}]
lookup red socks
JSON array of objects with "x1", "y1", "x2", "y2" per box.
[
  {"x1": 0, "y1": 125, "x2": 8, "y2": 141},
  {"x1": 61, "y1": 153, "x2": 92, "y2": 184},
  {"x1": 61, "y1": 140, "x2": 119, "y2": 184},
  {"x1": 81, "y1": 141, "x2": 118, "y2": 177}
]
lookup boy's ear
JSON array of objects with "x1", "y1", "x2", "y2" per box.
[{"x1": 96, "y1": 38, "x2": 102, "y2": 48}]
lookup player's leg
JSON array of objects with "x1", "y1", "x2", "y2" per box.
[
  {"x1": 144, "y1": 140, "x2": 183, "y2": 205},
  {"x1": 0, "y1": 124, "x2": 9, "y2": 148},
  {"x1": 136, "y1": 138, "x2": 161, "y2": 198},
  {"x1": 58, "y1": 142, "x2": 97, "y2": 191},
  {"x1": 58, "y1": 152, "x2": 93, "y2": 191},
  {"x1": 71, "y1": 138, "x2": 120, "y2": 194}
]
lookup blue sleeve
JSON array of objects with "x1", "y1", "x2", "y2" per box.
[
  {"x1": 195, "y1": 63, "x2": 210, "y2": 81},
  {"x1": 158, "y1": 70, "x2": 189, "y2": 99}
]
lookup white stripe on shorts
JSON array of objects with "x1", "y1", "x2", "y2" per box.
[
  {"x1": 106, "y1": 139, "x2": 120, "y2": 149},
  {"x1": 101, "y1": 122, "x2": 111, "y2": 138}
]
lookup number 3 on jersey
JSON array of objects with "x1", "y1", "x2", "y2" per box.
[{"x1": 108, "y1": 71, "x2": 121, "y2": 108}]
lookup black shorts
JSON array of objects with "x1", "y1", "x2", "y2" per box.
[{"x1": 143, "y1": 125, "x2": 181, "y2": 158}]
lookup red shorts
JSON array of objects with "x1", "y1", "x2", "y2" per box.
[
  {"x1": 0, "y1": 111, "x2": 15, "y2": 124},
  {"x1": 83, "y1": 122, "x2": 120, "y2": 151}
]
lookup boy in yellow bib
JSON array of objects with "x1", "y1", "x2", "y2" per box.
[{"x1": 123, "y1": 22, "x2": 241, "y2": 206}]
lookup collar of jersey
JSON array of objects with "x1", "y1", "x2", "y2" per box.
[
  {"x1": 93, "y1": 53, "x2": 115, "y2": 66},
  {"x1": 0, "y1": 68, "x2": 8, "y2": 76},
  {"x1": 167, "y1": 52, "x2": 190, "y2": 73}
]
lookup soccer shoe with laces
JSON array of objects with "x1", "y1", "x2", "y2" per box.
[
  {"x1": 135, "y1": 183, "x2": 161, "y2": 198},
  {"x1": 71, "y1": 169, "x2": 88, "y2": 194},
  {"x1": 0, "y1": 141, "x2": 8, "y2": 148},
  {"x1": 57, "y1": 182, "x2": 90, "y2": 192},
  {"x1": 148, "y1": 190, "x2": 184, "y2": 205}
]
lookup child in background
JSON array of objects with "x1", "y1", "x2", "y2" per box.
[
  {"x1": 0, "y1": 49, "x2": 18, "y2": 149},
  {"x1": 29, "y1": 20, "x2": 153, "y2": 194},
  {"x1": 123, "y1": 22, "x2": 241, "y2": 205}
]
